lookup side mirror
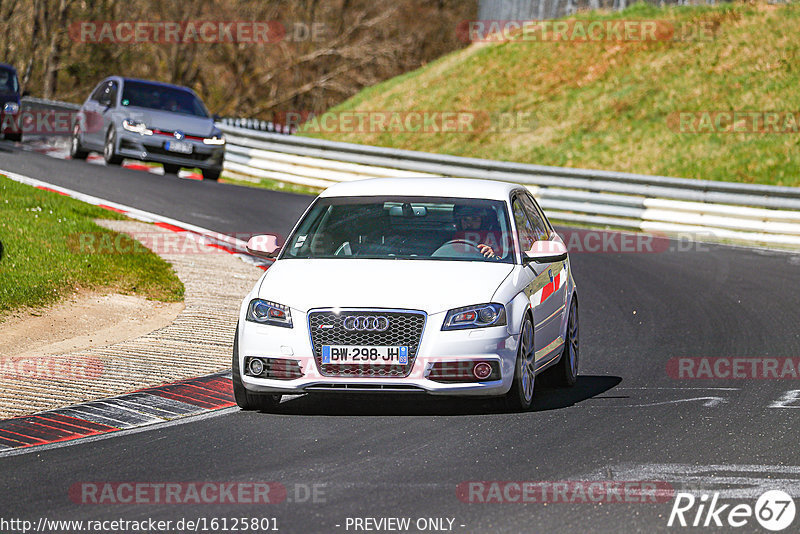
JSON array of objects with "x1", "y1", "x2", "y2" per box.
[
  {"x1": 212, "y1": 113, "x2": 221, "y2": 122},
  {"x1": 523, "y1": 240, "x2": 568, "y2": 264},
  {"x1": 246, "y1": 234, "x2": 281, "y2": 259}
]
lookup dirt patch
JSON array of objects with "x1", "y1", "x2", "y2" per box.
[{"x1": 0, "y1": 292, "x2": 183, "y2": 359}]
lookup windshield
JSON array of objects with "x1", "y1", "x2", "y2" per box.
[
  {"x1": 0, "y1": 67, "x2": 19, "y2": 94},
  {"x1": 120, "y1": 81, "x2": 208, "y2": 117},
  {"x1": 282, "y1": 196, "x2": 515, "y2": 263}
]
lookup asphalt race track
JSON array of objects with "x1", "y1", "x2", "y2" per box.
[
  {"x1": 0, "y1": 139, "x2": 312, "y2": 240},
  {"x1": 2, "y1": 139, "x2": 800, "y2": 533}
]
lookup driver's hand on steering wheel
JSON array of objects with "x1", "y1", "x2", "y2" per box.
[{"x1": 477, "y1": 244, "x2": 495, "y2": 258}]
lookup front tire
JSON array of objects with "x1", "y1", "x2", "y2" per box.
[
  {"x1": 70, "y1": 125, "x2": 88, "y2": 160},
  {"x1": 202, "y1": 167, "x2": 221, "y2": 181},
  {"x1": 505, "y1": 315, "x2": 535, "y2": 411},
  {"x1": 232, "y1": 324, "x2": 282, "y2": 411},
  {"x1": 103, "y1": 128, "x2": 122, "y2": 165},
  {"x1": 553, "y1": 299, "x2": 579, "y2": 387},
  {"x1": 5, "y1": 132, "x2": 21, "y2": 142}
]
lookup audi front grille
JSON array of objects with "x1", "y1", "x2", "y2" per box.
[{"x1": 307, "y1": 309, "x2": 426, "y2": 377}]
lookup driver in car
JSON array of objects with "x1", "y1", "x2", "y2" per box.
[{"x1": 452, "y1": 205, "x2": 506, "y2": 259}]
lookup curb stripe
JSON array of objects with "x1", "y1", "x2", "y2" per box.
[
  {"x1": 35, "y1": 185, "x2": 69, "y2": 196},
  {"x1": 37, "y1": 413, "x2": 118, "y2": 432},
  {"x1": 154, "y1": 221, "x2": 186, "y2": 233},
  {"x1": 98, "y1": 204, "x2": 126, "y2": 213},
  {"x1": 0, "y1": 372, "x2": 235, "y2": 455},
  {"x1": 0, "y1": 435, "x2": 30, "y2": 447},
  {"x1": 0, "y1": 429, "x2": 47, "y2": 445},
  {"x1": 110, "y1": 394, "x2": 202, "y2": 418}
]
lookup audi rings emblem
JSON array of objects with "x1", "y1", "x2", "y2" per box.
[{"x1": 343, "y1": 315, "x2": 390, "y2": 332}]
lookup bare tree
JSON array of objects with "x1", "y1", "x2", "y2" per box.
[{"x1": 4, "y1": 0, "x2": 477, "y2": 119}]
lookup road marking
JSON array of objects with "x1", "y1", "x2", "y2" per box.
[
  {"x1": 586, "y1": 464, "x2": 800, "y2": 499},
  {"x1": 627, "y1": 396, "x2": 728, "y2": 407},
  {"x1": 769, "y1": 389, "x2": 800, "y2": 408},
  {"x1": 616, "y1": 387, "x2": 740, "y2": 391}
]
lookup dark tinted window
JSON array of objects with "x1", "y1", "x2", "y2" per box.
[
  {"x1": 89, "y1": 83, "x2": 106, "y2": 102},
  {"x1": 519, "y1": 193, "x2": 549, "y2": 240},
  {"x1": 512, "y1": 198, "x2": 536, "y2": 252},
  {"x1": 120, "y1": 81, "x2": 209, "y2": 117},
  {"x1": 107, "y1": 82, "x2": 118, "y2": 107},
  {"x1": 95, "y1": 81, "x2": 115, "y2": 105},
  {"x1": 0, "y1": 67, "x2": 19, "y2": 94}
]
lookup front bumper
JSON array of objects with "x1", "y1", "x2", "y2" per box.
[
  {"x1": 116, "y1": 131, "x2": 224, "y2": 170},
  {"x1": 238, "y1": 309, "x2": 519, "y2": 397}
]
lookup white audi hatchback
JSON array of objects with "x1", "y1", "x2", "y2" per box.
[{"x1": 234, "y1": 178, "x2": 579, "y2": 411}]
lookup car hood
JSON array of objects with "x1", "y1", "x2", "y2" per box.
[
  {"x1": 119, "y1": 106, "x2": 216, "y2": 137},
  {"x1": 257, "y1": 259, "x2": 515, "y2": 314}
]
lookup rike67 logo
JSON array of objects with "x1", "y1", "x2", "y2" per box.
[{"x1": 668, "y1": 490, "x2": 796, "y2": 531}]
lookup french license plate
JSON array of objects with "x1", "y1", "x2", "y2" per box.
[
  {"x1": 322, "y1": 345, "x2": 408, "y2": 365},
  {"x1": 165, "y1": 140, "x2": 193, "y2": 154}
]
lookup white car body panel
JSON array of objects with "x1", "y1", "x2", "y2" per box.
[{"x1": 254, "y1": 259, "x2": 514, "y2": 314}]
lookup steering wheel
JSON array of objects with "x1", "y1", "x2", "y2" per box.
[{"x1": 432, "y1": 239, "x2": 484, "y2": 258}]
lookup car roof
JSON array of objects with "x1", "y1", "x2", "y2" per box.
[
  {"x1": 318, "y1": 177, "x2": 522, "y2": 201},
  {"x1": 0, "y1": 63, "x2": 17, "y2": 73}
]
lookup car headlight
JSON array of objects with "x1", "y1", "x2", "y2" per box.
[
  {"x1": 122, "y1": 118, "x2": 152, "y2": 135},
  {"x1": 203, "y1": 134, "x2": 225, "y2": 145},
  {"x1": 3, "y1": 102, "x2": 19, "y2": 114},
  {"x1": 246, "y1": 299, "x2": 293, "y2": 328},
  {"x1": 442, "y1": 303, "x2": 507, "y2": 330}
]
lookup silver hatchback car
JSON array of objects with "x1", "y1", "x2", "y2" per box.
[{"x1": 70, "y1": 76, "x2": 225, "y2": 180}]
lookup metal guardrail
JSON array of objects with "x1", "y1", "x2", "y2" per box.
[
  {"x1": 217, "y1": 117, "x2": 294, "y2": 135},
  {"x1": 477, "y1": 0, "x2": 730, "y2": 21},
  {"x1": 218, "y1": 124, "x2": 800, "y2": 247},
  {"x1": 21, "y1": 96, "x2": 81, "y2": 111},
  {"x1": 18, "y1": 98, "x2": 800, "y2": 246}
]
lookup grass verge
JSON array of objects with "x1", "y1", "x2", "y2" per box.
[
  {"x1": 301, "y1": 1, "x2": 800, "y2": 186},
  {"x1": 0, "y1": 175, "x2": 184, "y2": 318}
]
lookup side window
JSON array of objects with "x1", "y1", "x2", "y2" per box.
[
  {"x1": 527, "y1": 193, "x2": 553, "y2": 235},
  {"x1": 89, "y1": 83, "x2": 106, "y2": 102},
  {"x1": 97, "y1": 81, "x2": 114, "y2": 106},
  {"x1": 107, "y1": 82, "x2": 118, "y2": 107},
  {"x1": 520, "y1": 194, "x2": 549, "y2": 241},
  {"x1": 512, "y1": 198, "x2": 536, "y2": 252}
]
